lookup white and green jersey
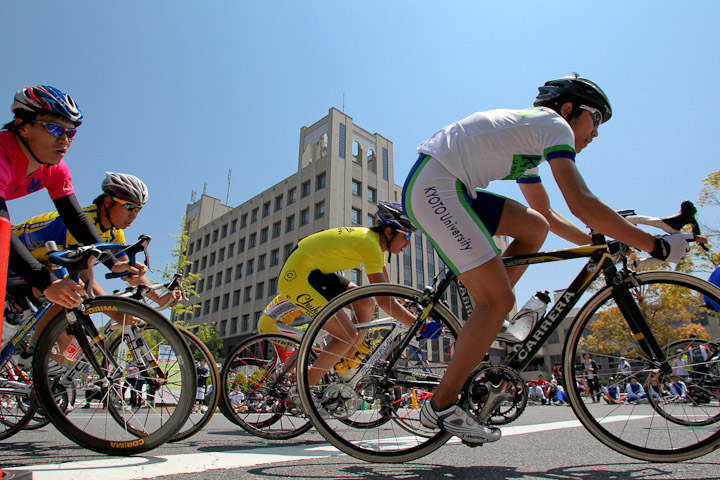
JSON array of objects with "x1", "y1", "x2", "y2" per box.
[{"x1": 417, "y1": 107, "x2": 576, "y2": 194}]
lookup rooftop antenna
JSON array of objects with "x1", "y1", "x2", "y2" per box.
[
  {"x1": 342, "y1": 93, "x2": 345, "y2": 113},
  {"x1": 203, "y1": 182, "x2": 207, "y2": 195},
  {"x1": 226, "y1": 169, "x2": 232, "y2": 205},
  {"x1": 190, "y1": 189, "x2": 197, "y2": 203}
]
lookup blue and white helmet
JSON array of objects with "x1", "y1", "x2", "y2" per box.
[
  {"x1": 11, "y1": 85, "x2": 83, "y2": 125},
  {"x1": 375, "y1": 201, "x2": 416, "y2": 232}
]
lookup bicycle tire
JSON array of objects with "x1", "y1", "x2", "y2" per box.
[
  {"x1": 0, "y1": 360, "x2": 34, "y2": 439},
  {"x1": 106, "y1": 325, "x2": 219, "y2": 442},
  {"x1": 32, "y1": 296, "x2": 196, "y2": 455},
  {"x1": 296, "y1": 283, "x2": 459, "y2": 463},
  {"x1": 218, "y1": 333, "x2": 313, "y2": 440},
  {"x1": 563, "y1": 270, "x2": 720, "y2": 462}
]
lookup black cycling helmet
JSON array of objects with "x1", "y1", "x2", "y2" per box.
[
  {"x1": 534, "y1": 74, "x2": 612, "y2": 124},
  {"x1": 375, "y1": 201, "x2": 416, "y2": 232}
]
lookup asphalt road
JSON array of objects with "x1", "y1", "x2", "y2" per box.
[{"x1": 2, "y1": 405, "x2": 719, "y2": 480}]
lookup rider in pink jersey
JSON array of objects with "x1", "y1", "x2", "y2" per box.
[{"x1": 1, "y1": 85, "x2": 140, "y2": 309}]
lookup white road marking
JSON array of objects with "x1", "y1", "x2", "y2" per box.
[{"x1": 6, "y1": 415, "x2": 651, "y2": 480}]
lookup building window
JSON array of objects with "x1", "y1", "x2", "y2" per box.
[
  {"x1": 339, "y1": 123, "x2": 346, "y2": 158},
  {"x1": 367, "y1": 214, "x2": 375, "y2": 227},
  {"x1": 258, "y1": 254, "x2": 266, "y2": 271},
  {"x1": 300, "y1": 208, "x2": 310, "y2": 226},
  {"x1": 316, "y1": 172, "x2": 326, "y2": 191},
  {"x1": 209, "y1": 252, "x2": 216, "y2": 266},
  {"x1": 219, "y1": 320, "x2": 227, "y2": 336},
  {"x1": 238, "y1": 237, "x2": 245, "y2": 253},
  {"x1": 240, "y1": 213, "x2": 248, "y2": 228},
  {"x1": 241, "y1": 314, "x2": 250, "y2": 332},
  {"x1": 251, "y1": 208, "x2": 259, "y2": 223},
  {"x1": 249, "y1": 233, "x2": 256, "y2": 248},
  {"x1": 196, "y1": 240, "x2": 201, "y2": 252},
  {"x1": 207, "y1": 274, "x2": 213, "y2": 287},
  {"x1": 215, "y1": 272, "x2": 222, "y2": 287},
  {"x1": 271, "y1": 249, "x2": 280, "y2": 266},
  {"x1": 288, "y1": 188, "x2": 296, "y2": 204},
  {"x1": 197, "y1": 279, "x2": 204, "y2": 293},
  {"x1": 315, "y1": 201, "x2": 325, "y2": 220},
  {"x1": 212, "y1": 229, "x2": 219, "y2": 243},
  {"x1": 221, "y1": 224, "x2": 228, "y2": 239},
  {"x1": 212, "y1": 296, "x2": 220, "y2": 312},
  {"x1": 284, "y1": 243, "x2": 294, "y2": 260},
  {"x1": 301, "y1": 181, "x2": 311, "y2": 198},
  {"x1": 350, "y1": 268, "x2": 362, "y2": 286},
  {"x1": 225, "y1": 267, "x2": 232, "y2": 283},
  {"x1": 222, "y1": 293, "x2": 230, "y2": 310},
  {"x1": 244, "y1": 286, "x2": 253, "y2": 302},
  {"x1": 204, "y1": 234, "x2": 210, "y2": 247},
  {"x1": 231, "y1": 219, "x2": 238, "y2": 234},
  {"x1": 188, "y1": 243, "x2": 194, "y2": 255},
  {"x1": 228, "y1": 243, "x2": 235, "y2": 257},
  {"x1": 218, "y1": 247, "x2": 225, "y2": 262},
  {"x1": 247, "y1": 258, "x2": 255, "y2": 274},
  {"x1": 260, "y1": 227, "x2": 268, "y2": 244},
  {"x1": 269, "y1": 277, "x2": 278, "y2": 295},
  {"x1": 233, "y1": 289, "x2": 241, "y2": 306},
  {"x1": 275, "y1": 195, "x2": 283, "y2": 211},
  {"x1": 235, "y1": 263, "x2": 243, "y2": 279},
  {"x1": 367, "y1": 187, "x2": 376, "y2": 203},
  {"x1": 351, "y1": 208, "x2": 361, "y2": 225},
  {"x1": 203, "y1": 300, "x2": 210, "y2": 314},
  {"x1": 192, "y1": 260, "x2": 199, "y2": 273},
  {"x1": 230, "y1": 317, "x2": 238, "y2": 334},
  {"x1": 286, "y1": 215, "x2": 295, "y2": 232},
  {"x1": 256, "y1": 282, "x2": 264, "y2": 300},
  {"x1": 272, "y1": 221, "x2": 281, "y2": 238},
  {"x1": 262, "y1": 201, "x2": 271, "y2": 217},
  {"x1": 201, "y1": 256, "x2": 207, "y2": 269},
  {"x1": 351, "y1": 180, "x2": 361, "y2": 196},
  {"x1": 382, "y1": 147, "x2": 389, "y2": 181}
]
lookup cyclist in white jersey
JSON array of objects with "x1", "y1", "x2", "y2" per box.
[{"x1": 402, "y1": 74, "x2": 693, "y2": 445}]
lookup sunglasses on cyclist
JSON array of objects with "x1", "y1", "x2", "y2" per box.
[
  {"x1": 579, "y1": 105, "x2": 602, "y2": 128},
  {"x1": 34, "y1": 120, "x2": 78, "y2": 140},
  {"x1": 112, "y1": 197, "x2": 143, "y2": 213},
  {"x1": 398, "y1": 230, "x2": 412, "y2": 240}
]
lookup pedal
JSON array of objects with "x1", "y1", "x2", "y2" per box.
[{"x1": 461, "y1": 440, "x2": 485, "y2": 448}]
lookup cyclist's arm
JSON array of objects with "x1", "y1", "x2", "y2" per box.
[
  {"x1": 367, "y1": 268, "x2": 416, "y2": 327},
  {"x1": 519, "y1": 181, "x2": 591, "y2": 245},
  {"x1": 548, "y1": 157, "x2": 656, "y2": 252}
]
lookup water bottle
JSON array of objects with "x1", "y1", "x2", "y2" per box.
[{"x1": 502, "y1": 291, "x2": 551, "y2": 342}]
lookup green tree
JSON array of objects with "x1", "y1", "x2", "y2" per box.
[{"x1": 162, "y1": 215, "x2": 202, "y2": 318}]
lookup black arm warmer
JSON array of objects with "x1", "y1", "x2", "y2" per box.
[
  {"x1": 54, "y1": 194, "x2": 118, "y2": 269},
  {"x1": 1, "y1": 197, "x2": 55, "y2": 291}
]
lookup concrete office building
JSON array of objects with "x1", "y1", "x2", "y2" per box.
[{"x1": 179, "y1": 107, "x2": 510, "y2": 357}]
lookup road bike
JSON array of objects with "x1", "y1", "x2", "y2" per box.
[
  {"x1": 0, "y1": 236, "x2": 197, "y2": 454},
  {"x1": 218, "y1": 317, "x2": 437, "y2": 440},
  {"x1": 295, "y1": 202, "x2": 720, "y2": 463}
]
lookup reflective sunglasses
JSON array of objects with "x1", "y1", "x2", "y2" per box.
[
  {"x1": 579, "y1": 105, "x2": 602, "y2": 128},
  {"x1": 112, "y1": 197, "x2": 143, "y2": 213},
  {"x1": 34, "y1": 120, "x2": 78, "y2": 140},
  {"x1": 398, "y1": 229, "x2": 412, "y2": 240}
]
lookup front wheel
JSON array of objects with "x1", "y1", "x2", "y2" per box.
[
  {"x1": 33, "y1": 296, "x2": 196, "y2": 455},
  {"x1": 296, "y1": 283, "x2": 460, "y2": 463},
  {"x1": 564, "y1": 271, "x2": 720, "y2": 462}
]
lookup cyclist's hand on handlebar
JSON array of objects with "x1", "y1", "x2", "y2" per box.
[
  {"x1": 44, "y1": 277, "x2": 85, "y2": 309},
  {"x1": 155, "y1": 290, "x2": 182, "y2": 309},
  {"x1": 111, "y1": 260, "x2": 145, "y2": 278},
  {"x1": 649, "y1": 233, "x2": 693, "y2": 263}
]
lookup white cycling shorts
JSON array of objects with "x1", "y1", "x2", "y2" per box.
[{"x1": 402, "y1": 155, "x2": 506, "y2": 275}]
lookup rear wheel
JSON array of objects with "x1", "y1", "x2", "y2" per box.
[
  {"x1": 33, "y1": 296, "x2": 196, "y2": 455},
  {"x1": 218, "y1": 333, "x2": 312, "y2": 440}
]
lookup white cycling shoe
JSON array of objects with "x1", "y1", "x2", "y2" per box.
[{"x1": 420, "y1": 400, "x2": 501, "y2": 445}]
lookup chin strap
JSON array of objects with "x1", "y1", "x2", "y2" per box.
[
  {"x1": 385, "y1": 230, "x2": 399, "y2": 264},
  {"x1": 12, "y1": 126, "x2": 53, "y2": 168}
]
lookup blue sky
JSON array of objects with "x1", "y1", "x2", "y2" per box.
[{"x1": 2, "y1": 2, "x2": 719, "y2": 305}]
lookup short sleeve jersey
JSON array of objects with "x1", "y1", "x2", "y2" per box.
[
  {"x1": 296, "y1": 227, "x2": 385, "y2": 275},
  {"x1": 13, "y1": 204, "x2": 125, "y2": 265},
  {"x1": 417, "y1": 107, "x2": 576, "y2": 193},
  {"x1": 0, "y1": 130, "x2": 74, "y2": 201}
]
